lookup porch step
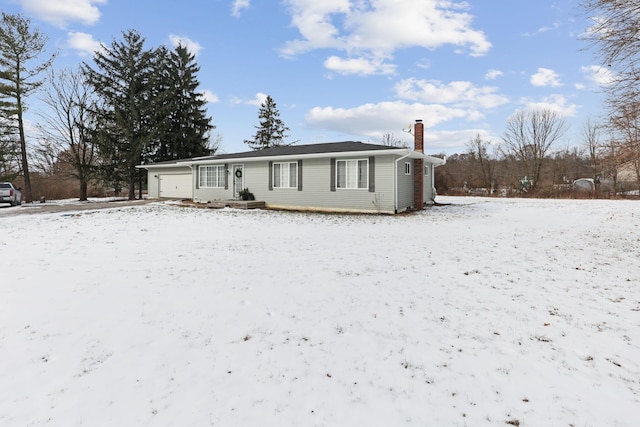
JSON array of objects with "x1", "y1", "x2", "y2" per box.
[{"x1": 207, "y1": 200, "x2": 266, "y2": 210}]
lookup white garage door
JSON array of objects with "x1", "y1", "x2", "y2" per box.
[{"x1": 159, "y1": 173, "x2": 193, "y2": 198}]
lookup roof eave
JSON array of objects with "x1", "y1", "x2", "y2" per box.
[
  {"x1": 137, "y1": 149, "x2": 447, "y2": 168},
  {"x1": 184, "y1": 148, "x2": 410, "y2": 165},
  {"x1": 136, "y1": 162, "x2": 192, "y2": 170}
]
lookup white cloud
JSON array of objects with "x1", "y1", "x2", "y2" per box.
[
  {"x1": 530, "y1": 67, "x2": 562, "y2": 87},
  {"x1": 523, "y1": 20, "x2": 561, "y2": 37},
  {"x1": 20, "y1": 0, "x2": 106, "y2": 28},
  {"x1": 581, "y1": 65, "x2": 614, "y2": 87},
  {"x1": 304, "y1": 101, "x2": 497, "y2": 150},
  {"x1": 324, "y1": 56, "x2": 396, "y2": 76},
  {"x1": 484, "y1": 69, "x2": 504, "y2": 80},
  {"x1": 232, "y1": 92, "x2": 268, "y2": 107},
  {"x1": 305, "y1": 101, "x2": 470, "y2": 139},
  {"x1": 520, "y1": 94, "x2": 578, "y2": 117},
  {"x1": 394, "y1": 78, "x2": 509, "y2": 109},
  {"x1": 66, "y1": 32, "x2": 103, "y2": 57},
  {"x1": 280, "y1": 0, "x2": 491, "y2": 60},
  {"x1": 231, "y1": 0, "x2": 250, "y2": 17},
  {"x1": 428, "y1": 129, "x2": 496, "y2": 150},
  {"x1": 201, "y1": 90, "x2": 219, "y2": 104},
  {"x1": 169, "y1": 35, "x2": 203, "y2": 57}
]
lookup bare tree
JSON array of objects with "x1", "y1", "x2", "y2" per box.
[
  {"x1": 581, "y1": 118, "x2": 602, "y2": 181},
  {"x1": 31, "y1": 137, "x2": 59, "y2": 175},
  {"x1": 381, "y1": 132, "x2": 408, "y2": 148},
  {"x1": 581, "y1": 1, "x2": 640, "y2": 173},
  {"x1": 600, "y1": 137, "x2": 622, "y2": 194},
  {"x1": 466, "y1": 133, "x2": 496, "y2": 193},
  {"x1": 38, "y1": 68, "x2": 99, "y2": 200},
  {"x1": 610, "y1": 102, "x2": 640, "y2": 191},
  {"x1": 501, "y1": 109, "x2": 568, "y2": 191},
  {"x1": 581, "y1": 1, "x2": 640, "y2": 99}
]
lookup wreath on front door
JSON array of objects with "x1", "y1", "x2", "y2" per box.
[{"x1": 235, "y1": 169, "x2": 243, "y2": 178}]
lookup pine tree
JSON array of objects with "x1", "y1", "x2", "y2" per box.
[
  {"x1": 151, "y1": 44, "x2": 214, "y2": 161},
  {"x1": 0, "y1": 12, "x2": 55, "y2": 202},
  {"x1": 244, "y1": 95, "x2": 293, "y2": 150},
  {"x1": 83, "y1": 29, "x2": 156, "y2": 199}
]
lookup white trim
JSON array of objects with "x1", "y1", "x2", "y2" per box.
[
  {"x1": 198, "y1": 165, "x2": 225, "y2": 188},
  {"x1": 137, "y1": 162, "x2": 191, "y2": 169},
  {"x1": 404, "y1": 162, "x2": 412, "y2": 175},
  {"x1": 232, "y1": 164, "x2": 244, "y2": 198},
  {"x1": 273, "y1": 161, "x2": 298, "y2": 189},
  {"x1": 336, "y1": 158, "x2": 368, "y2": 190}
]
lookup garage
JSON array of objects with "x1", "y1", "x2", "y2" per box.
[{"x1": 159, "y1": 173, "x2": 193, "y2": 199}]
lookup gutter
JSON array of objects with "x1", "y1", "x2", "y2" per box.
[{"x1": 138, "y1": 148, "x2": 412, "y2": 169}]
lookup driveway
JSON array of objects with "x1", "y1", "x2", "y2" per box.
[{"x1": 0, "y1": 198, "x2": 158, "y2": 218}]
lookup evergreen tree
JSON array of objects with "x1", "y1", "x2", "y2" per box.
[
  {"x1": 244, "y1": 95, "x2": 293, "y2": 150},
  {"x1": 151, "y1": 44, "x2": 214, "y2": 161},
  {"x1": 0, "y1": 12, "x2": 55, "y2": 202},
  {"x1": 0, "y1": 119, "x2": 19, "y2": 180},
  {"x1": 83, "y1": 29, "x2": 155, "y2": 199}
]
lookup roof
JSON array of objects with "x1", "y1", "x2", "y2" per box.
[
  {"x1": 138, "y1": 141, "x2": 445, "y2": 168},
  {"x1": 199, "y1": 141, "x2": 399, "y2": 160}
]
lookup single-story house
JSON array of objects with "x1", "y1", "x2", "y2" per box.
[{"x1": 137, "y1": 120, "x2": 445, "y2": 214}]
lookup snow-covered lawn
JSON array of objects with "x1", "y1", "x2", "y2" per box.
[{"x1": 1, "y1": 196, "x2": 638, "y2": 426}]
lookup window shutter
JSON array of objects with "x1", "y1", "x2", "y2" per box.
[
  {"x1": 369, "y1": 156, "x2": 375, "y2": 192},
  {"x1": 268, "y1": 161, "x2": 273, "y2": 191},
  {"x1": 195, "y1": 166, "x2": 199, "y2": 189},
  {"x1": 297, "y1": 160, "x2": 303, "y2": 191},
  {"x1": 224, "y1": 163, "x2": 229, "y2": 189},
  {"x1": 330, "y1": 158, "x2": 336, "y2": 191}
]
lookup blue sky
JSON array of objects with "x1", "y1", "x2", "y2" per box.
[{"x1": 4, "y1": 0, "x2": 610, "y2": 155}]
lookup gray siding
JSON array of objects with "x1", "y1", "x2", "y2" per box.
[
  {"x1": 193, "y1": 155, "x2": 399, "y2": 213},
  {"x1": 423, "y1": 163, "x2": 436, "y2": 201},
  {"x1": 397, "y1": 161, "x2": 414, "y2": 211}
]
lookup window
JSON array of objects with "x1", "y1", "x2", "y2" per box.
[
  {"x1": 199, "y1": 165, "x2": 225, "y2": 188},
  {"x1": 424, "y1": 165, "x2": 430, "y2": 176},
  {"x1": 336, "y1": 159, "x2": 368, "y2": 189},
  {"x1": 273, "y1": 162, "x2": 297, "y2": 188},
  {"x1": 405, "y1": 162, "x2": 412, "y2": 175}
]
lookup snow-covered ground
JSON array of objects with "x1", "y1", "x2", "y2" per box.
[{"x1": 1, "y1": 196, "x2": 638, "y2": 426}]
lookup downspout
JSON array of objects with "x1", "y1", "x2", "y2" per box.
[
  {"x1": 394, "y1": 150, "x2": 412, "y2": 213},
  {"x1": 431, "y1": 155, "x2": 446, "y2": 203}
]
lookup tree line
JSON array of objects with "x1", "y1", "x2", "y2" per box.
[
  {"x1": 0, "y1": 14, "x2": 215, "y2": 201},
  {"x1": 434, "y1": 113, "x2": 638, "y2": 197}
]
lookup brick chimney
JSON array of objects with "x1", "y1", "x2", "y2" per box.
[
  {"x1": 414, "y1": 119, "x2": 424, "y2": 153},
  {"x1": 413, "y1": 120, "x2": 424, "y2": 210}
]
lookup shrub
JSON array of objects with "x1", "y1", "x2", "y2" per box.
[{"x1": 239, "y1": 188, "x2": 255, "y2": 201}]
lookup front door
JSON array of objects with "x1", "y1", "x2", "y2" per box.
[{"x1": 232, "y1": 164, "x2": 244, "y2": 199}]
